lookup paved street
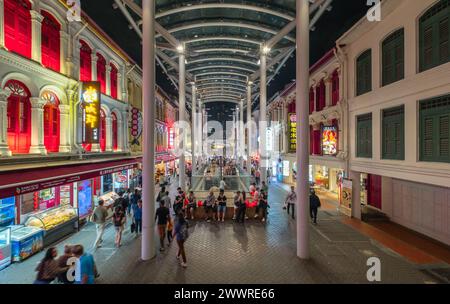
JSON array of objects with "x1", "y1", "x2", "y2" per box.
[{"x1": 0, "y1": 182, "x2": 443, "y2": 284}]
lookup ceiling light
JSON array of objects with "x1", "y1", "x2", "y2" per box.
[{"x1": 177, "y1": 44, "x2": 184, "y2": 53}]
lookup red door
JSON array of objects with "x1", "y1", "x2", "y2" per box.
[
  {"x1": 368, "y1": 174, "x2": 382, "y2": 210},
  {"x1": 42, "y1": 91, "x2": 60, "y2": 152},
  {"x1": 5, "y1": 80, "x2": 31, "y2": 154},
  {"x1": 41, "y1": 11, "x2": 60, "y2": 72},
  {"x1": 79, "y1": 40, "x2": 92, "y2": 81}
]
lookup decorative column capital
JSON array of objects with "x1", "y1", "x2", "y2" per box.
[
  {"x1": 30, "y1": 97, "x2": 46, "y2": 109},
  {"x1": 0, "y1": 89, "x2": 11, "y2": 101},
  {"x1": 59, "y1": 104, "x2": 70, "y2": 114},
  {"x1": 30, "y1": 10, "x2": 44, "y2": 23}
]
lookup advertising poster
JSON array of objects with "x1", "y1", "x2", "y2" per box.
[
  {"x1": 341, "y1": 179, "x2": 352, "y2": 209},
  {"x1": 322, "y1": 126, "x2": 338, "y2": 156},
  {"x1": 78, "y1": 180, "x2": 93, "y2": 218},
  {"x1": 288, "y1": 113, "x2": 297, "y2": 152},
  {"x1": 81, "y1": 81, "x2": 101, "y2": 145}
]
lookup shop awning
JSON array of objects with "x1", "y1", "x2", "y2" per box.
[
  {"x1": 0, "y1": 158, "x2": 141, "y2": 199},
  {"x1": 155, "y1": 152, "x2": 178, "y2": 163}
]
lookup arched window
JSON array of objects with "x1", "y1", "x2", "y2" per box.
[
  {"x1": 4, "y1": 0, "x2": 31, "y2": 58},
  {"x1": 100, "y1": 109, "x2": 106, "y2": 152},
  {"x1": 331, "y1": 70, "x2": 340, "y2": 105},
  {"x1": 5, "y1": 80, "x2": 31, "y2": 154},
  {"x1": 356, "y1": 49, "x2": 372, "y2": 96},
  {"x1": 419, "y1": 0, "x2": 450, "y2": 72},
  {"x1": 42, "y1": 91, "x2": 60, "y2": 152},
  {"x1": 41, "y1": 11, "x2": 60, "y2": 72},
  {"x1": 382, "y1": 29, "x2": 404, "y2": 86},
  {"x1": 79, "y1": 40, "x2": 92, "y2": 81},
  {"x1": 96, "y1": 53, "x2": 106, "y2": 94},
  {"x1": 112, "y1": 112, "x2": 118, "y2": 151},
  {"x1": 110, "y1": 63, "x2": 118, "y2": 99}
]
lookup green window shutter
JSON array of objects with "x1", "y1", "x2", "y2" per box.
[
  {"x1": 420, "y1": 0, "x2": 450, "y2": 72},
  {"x1": 357, "y1": 113, "x2": 372, "y2": 158},
  {"x1": 420, "y1": 94, "x2": 450, "y2": 162},
  {"x1": 382, "y1": 29, "x2": 405, "y2": 86},
  {"x1": 356, "y1": 50, "x2": 372, "y2": 96},
  {"x1": 382, "y1": 106, "x2": 405, "y2": 160}
]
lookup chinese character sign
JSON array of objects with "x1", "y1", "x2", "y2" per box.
[
  {"x1": 81, "y1": 82, "x2": 101, "y2": 144},
  {"x1": 289, "y1": 113, "x2": 297, "y2": 152},
  {"x1": 130, "y1": 107, "x2": 143, "y2": 146},
  {"x1": 322, "y1": 126, "x2": 338, "y2": 156}
]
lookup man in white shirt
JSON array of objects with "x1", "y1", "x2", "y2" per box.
[{"x1": 284, "y1": 186, "x2": 297, "y2": 220}]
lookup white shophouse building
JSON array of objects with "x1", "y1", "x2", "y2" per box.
[{"x1": 339, "y1": 0, "x2": 450, "y2": 245}]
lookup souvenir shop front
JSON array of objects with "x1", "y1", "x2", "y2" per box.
[{"x1": 0, "y1": 158, "x2": 140, "y2": 268}]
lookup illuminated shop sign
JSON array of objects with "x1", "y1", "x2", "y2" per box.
[
  {"x1": 130, "y1": 107, "x2": 143, "y2": 146},
  {"x1": 81, "y1": 82, "x2": 101, "y2": 144},
  {"x1": 322, "y1": 126, "x2": 338, "y2": 156},
  {"x1": 289, "y1": 113, "x2": 297, "y2": 152}
]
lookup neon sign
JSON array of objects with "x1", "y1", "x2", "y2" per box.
[
  {"x1": 289, "y1": 113, "x2": 297, "y2": 152},
  {"x1": 81, "y1": 82, "x2": 101, "y2": 144}
]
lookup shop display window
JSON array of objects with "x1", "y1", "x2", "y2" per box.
[
  {"x1": 0, "y1": 197, "x2": 16, "y2": 227},
  {"x1": 20, "y1": 186, "x2": 73, "y2": 223},
  {"x1": 102, "y1": 174, "x2": 113, "y2": 194},
  {"x1": 25, "y1": 205, "x2": 77, "y2": 231}
]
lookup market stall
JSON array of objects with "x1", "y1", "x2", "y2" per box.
[
  {"x1": 25, "y1": 205, "x2": 77, "y2": 247},
  {"x1": 0, "y1": 197, "x2": 15, "y2": 227}
]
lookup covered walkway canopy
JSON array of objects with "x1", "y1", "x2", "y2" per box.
[{"x1": 112, "y1": 0, "x2": 333, "y2": 262}]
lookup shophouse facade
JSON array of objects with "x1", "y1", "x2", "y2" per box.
[{"x1": 339, "y1": 0, "x2": 450, "y2": 245}]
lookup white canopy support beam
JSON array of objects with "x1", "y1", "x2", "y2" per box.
[
  {"x1": 250, "y1": 47, "x2": 295, "y2": 82},
  {"x1": 188, "y1": 65, "x2": 256, "y2": 73}
]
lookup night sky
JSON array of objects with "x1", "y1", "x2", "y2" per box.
[{"x1": 81, "y1": 0, "x2": 369, "y2": 118}]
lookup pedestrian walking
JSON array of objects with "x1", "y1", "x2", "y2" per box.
[
  {"x1": 132, "y1": 199, "x2": 143, "y2": 236},
  {"x1": 310, "y1": 189, "x2": 321, "y2": 224},
  {"x1": 284, "y1": 186, "x2": 297, "y2": 220},
  {"x1": 57, "y1": 245, "x2": 74, "y2": 284},
  {"x1": 163, "y1": 191, "x2": 172, "y2": 209},
  {"x1": 155, "y1": 200, "x2": 170, "y2": 251},
  {"x1": 72, "y1": 245, "x2": 98, "y2": 284},
  {"x1": 34, "y1": 247, "x2": 68, "y2": 284},
  {"x1": 255, "y1": 169, "x2": 261, "y2": 185},
  {"x1": 236, "y1": 191, "x2": 246, "y2": 223},
  {"x1": 174, "y1": 212, "x2": 189, "y2": 268},
  {"x1": 112, "y1": 206, "x2": 126, "y2": 247},
  {"x1": 157, "y1": 186, "x2": 166, "y2": 203},
  {"x1": 173, "y1": 189, "x2": 185, "y2": 216},
  {"x1": 91, "y1": 199, "x2": 110, "y2": 250}
]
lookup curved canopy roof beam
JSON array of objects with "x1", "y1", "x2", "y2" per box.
[
  {"x1": 189, "y1": 65, "x2": 256, "y2": 74},
  {"x1": 201, "y1": 94, "x2": 243, "y2": 101},
  {"x1": 185, "y1": 36, "x2": 261, "y2": 46},
  {"x1": 188, "y1": 57, "x2": 259, "y2": 67},
  {"x1": 199, "y1": 89, "x2": 245, "y2": 96},
  {"x1": 155, "y1": 22, "x2": 295, "y2": 43},
  {"x1": 191, "y1": 48, "x2": 252, "y2": 55},
  {"x1": 196, "y1": 72, "x2": 248, "y2": 78},
  {"x1": 197, "y1": 85, "x2": 247, "y2": 91},
  {"x1": 156, "y1": 3, "x2": 294, "y2": 21},
  {"x1": 196, "y1": 77, "x2": 248, "y2": 84},
  {"x1": 202, "y1": 99, "x2": 240, "y2": 104}
]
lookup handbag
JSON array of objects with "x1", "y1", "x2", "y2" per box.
[{"x1": 130, "y1": 222, "x2": 136, "y2": 233}]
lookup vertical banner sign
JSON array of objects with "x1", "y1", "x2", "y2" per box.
[
  {"x1": 341, "y1": 179, "x2": 352, "y2": 209},
  {"x1": 81, "y1": 82, "x2": 101, "y2": 144},
  {"x1": 266, "y1": 128, "x2": 273, "y2": 152},
  {"x1": 322, "y1": 126, "x2": 338, "y2": 155},
  {"x1": 168, "y1": 127, "x2": 175, "y2": 150},
  {"x1": 288, "y1": 113, "x2": 297, "y2": 152},
  {"x1": 130, "y1": 107, "x2": 143, "y2": 146}
]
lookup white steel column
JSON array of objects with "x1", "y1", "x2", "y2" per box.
[
  {"x1": 30, "y1": 10, "x2": 43, "y2": 63},
  {"x1": 29, "y1": 98, "x2": 47, "y2": 155},
  {"x1": 58, "y1": 104, "x2": 71, "y2": 153},
  {"x1": 191, "y1": 82, "x2": 196, "y2": 171},
  {"x1": 259, "y1": 48, "x2": 268, "y2": 182},
  {"x1": 178, "y1": 45, "x2": 186, "y2": 190},
  {"x1": 239, "y1": 98, "x2": 244, "y2": 167},
  {"x1": 246, "y1": 82, "x2": 252, "y2": 173},
  {"x1": 141, "y1": 0, "x2": 156, "y2": 261},
  {"x1": 0, "y1": 89, "x2": 11, "y2": 156},
  {"x1": 106, "y1": 64, "x2": 112, "y2": 96},
  {"x1": 296, "y1": 0, "x2": 310, "y2": 259}
]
